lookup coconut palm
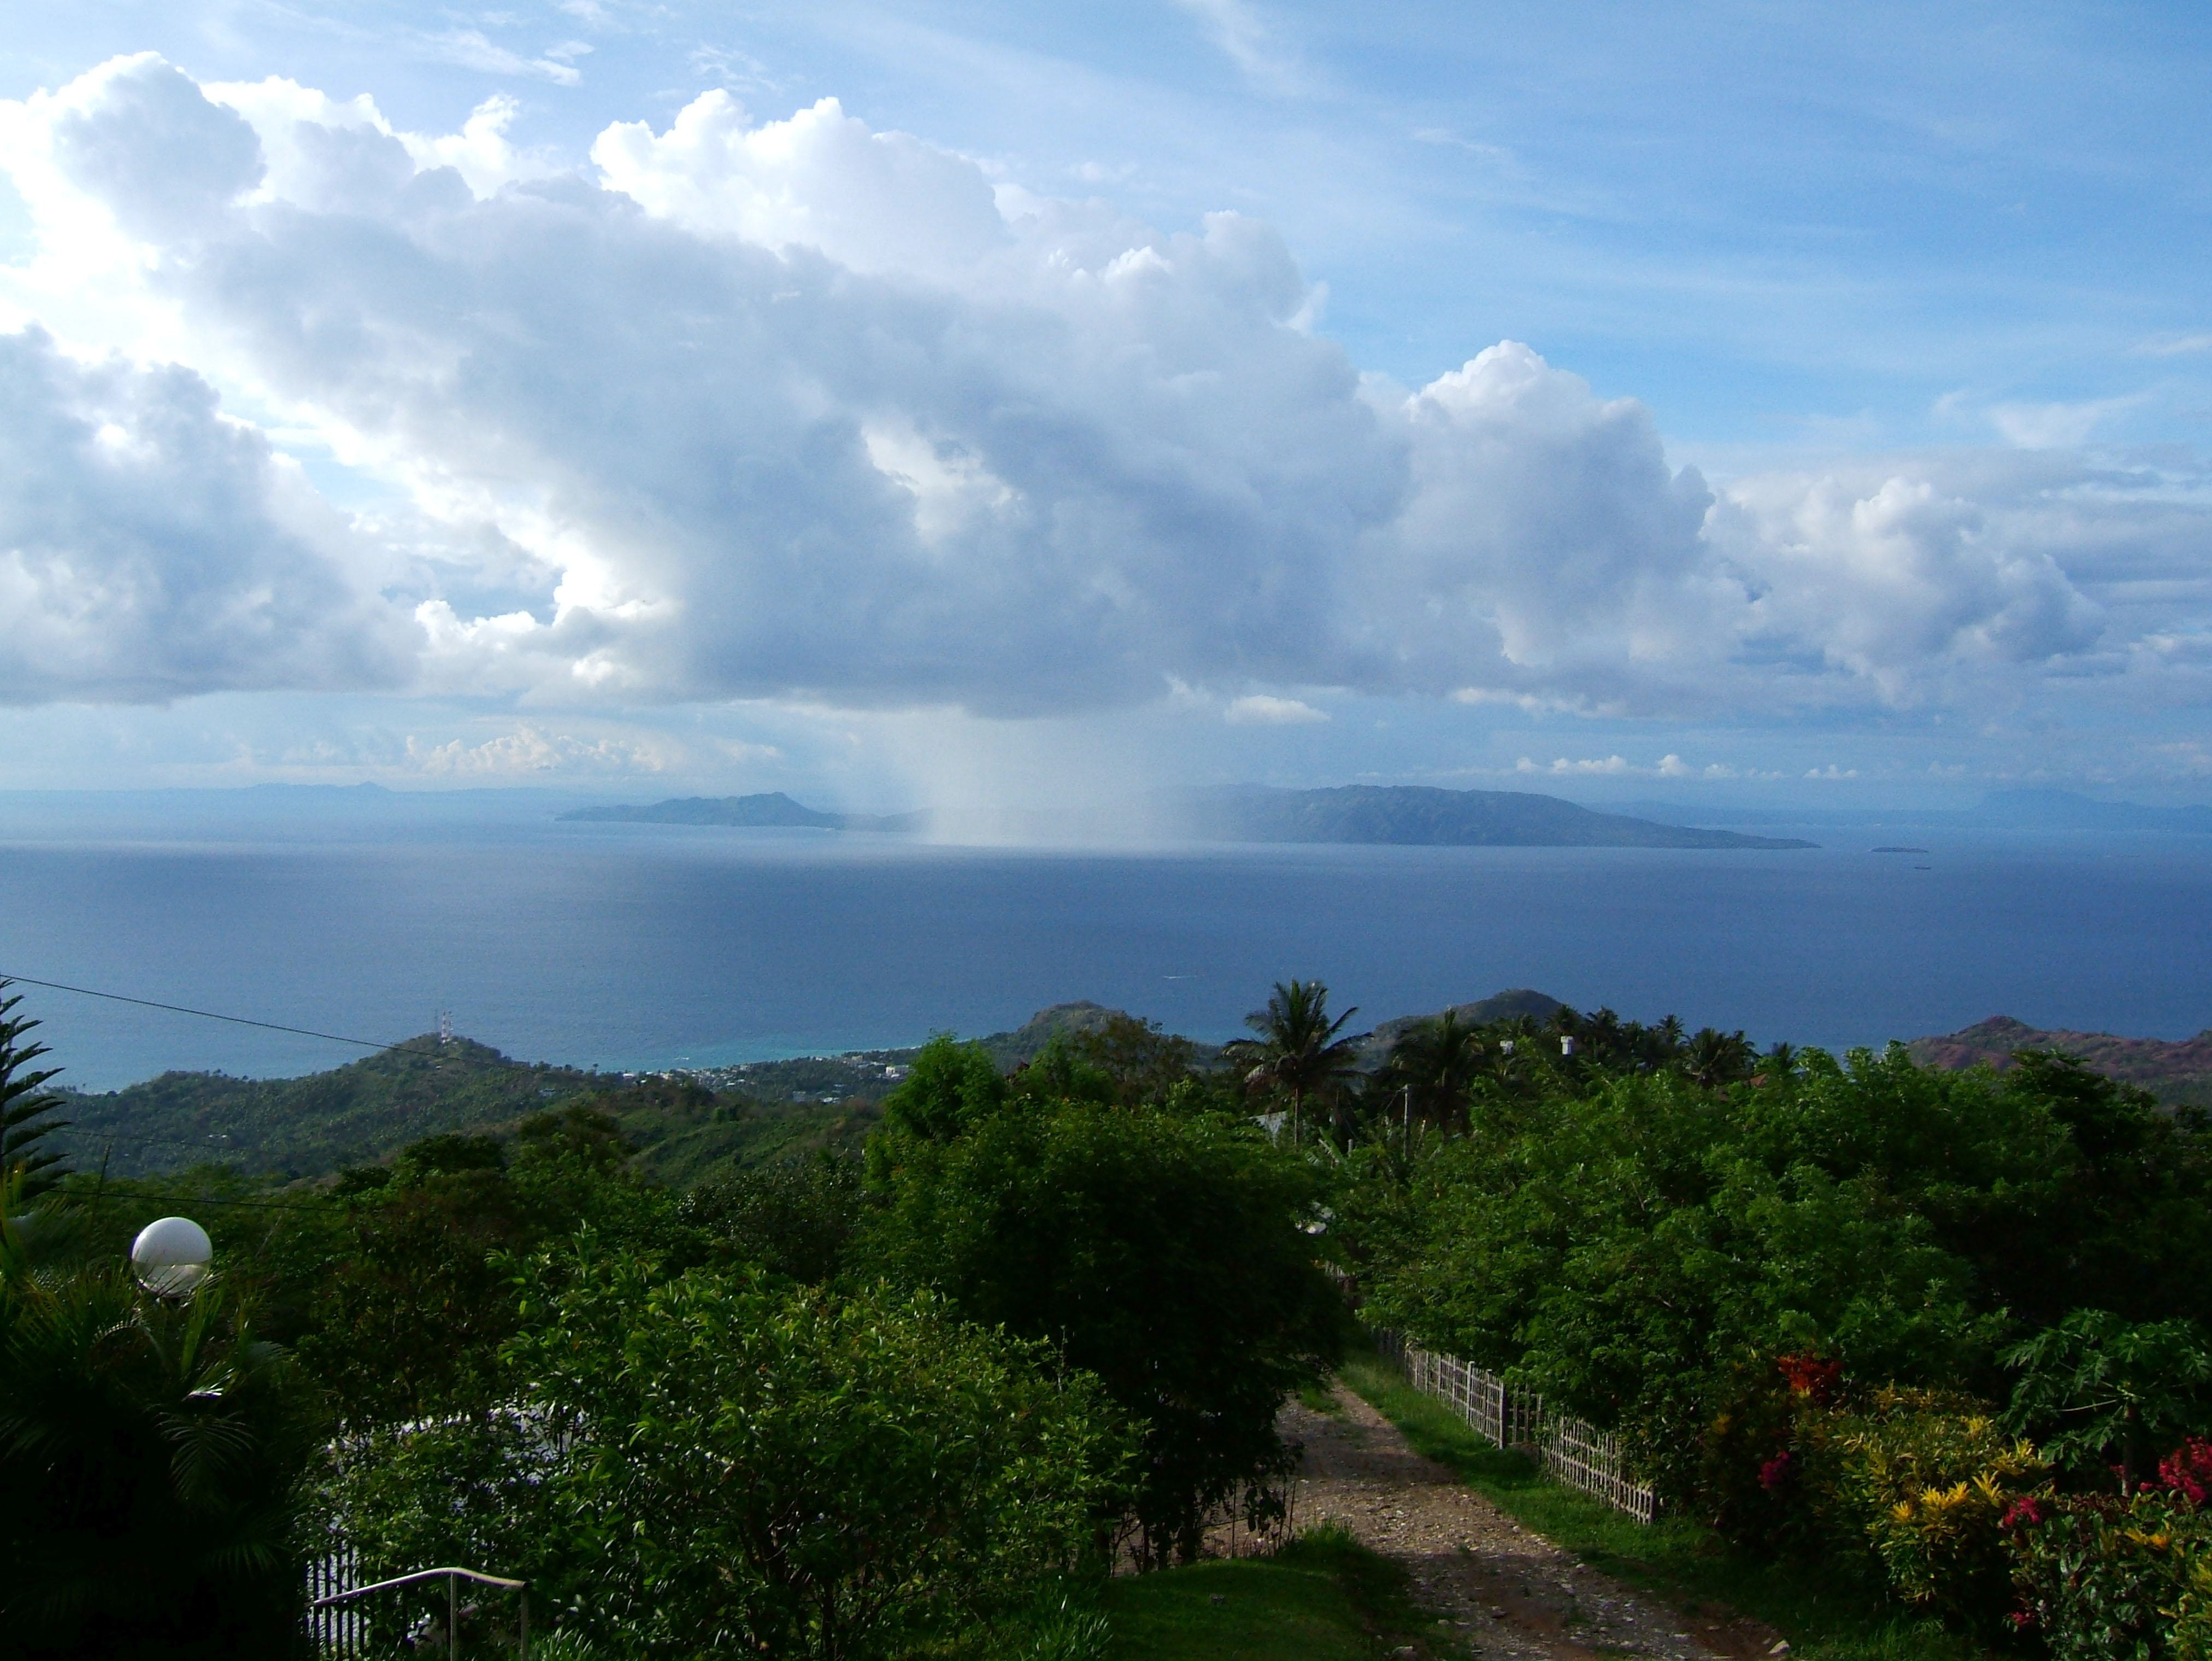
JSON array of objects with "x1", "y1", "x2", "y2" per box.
[
  {"x1": 1377, "y1": 1010, "x2": 1485, "y2": 1136},
  {"x1": 1682, "y1": 1027, "x2": 1757, "y2": 1089},
  {"x1": 1226, "y1": 980, "x2": 1366, "y2": 1148}
]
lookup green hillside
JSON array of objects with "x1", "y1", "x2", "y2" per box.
[{"x1": 48, "y1": 1038, "x2": 883, "y2": 1186}]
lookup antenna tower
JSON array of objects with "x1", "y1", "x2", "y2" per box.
[{"x1": 438, "y1": 1009, "x2": 454, "y2": 1045}]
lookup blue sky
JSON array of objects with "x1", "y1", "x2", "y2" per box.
[{"x1": 0, "y1": 2, "x2": 2208, "y2": 815}]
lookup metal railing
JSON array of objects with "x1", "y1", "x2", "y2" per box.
[
  {"x1": 1373, "y1": 1328, "x2": 1658, "y2": 1523},
  {"x1": 308, "y1": 1563, "x2": 529, "y2": 1659}
]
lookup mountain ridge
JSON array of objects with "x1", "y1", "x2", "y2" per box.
[
  {"x1": 558, "y1": 792, "x2": 925, "y2": 832},
  {"x1": 1175, "y1": 785, "x2": 1817, "y2": 849},
  {"x1": 1908, "y1": 1015, "x2": 2212, "y2": 1109}
]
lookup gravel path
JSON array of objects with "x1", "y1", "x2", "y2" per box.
[{"x1": 1284, "y1": 1383, "x2": 1786, "y2": 1660}]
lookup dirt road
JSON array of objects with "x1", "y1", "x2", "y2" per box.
[{"x1": 1283, "y1": 1383, "x2": 1785, "y2": 1660}]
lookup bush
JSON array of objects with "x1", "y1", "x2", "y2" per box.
[
  {"x1": 1832, "y1": 1389, "x2": 2046, "y2": 1627},
  {"x1": 2005, "y1": 1491, "x2": 2207, "y2": 1659},
  {"x1": 858, "y1": 1101, "x2": 1349, "y2": 1566},
  {"x1": 330, "y1": 1249, "x2": 1132, "y2": 1660}
]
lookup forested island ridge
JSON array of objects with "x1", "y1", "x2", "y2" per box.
[{"x1": 562, "y1": 784, "x2": 1817, "y2": 849}]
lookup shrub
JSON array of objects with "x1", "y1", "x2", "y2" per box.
[
  {"x1": 2005, "y1": 1491, "x2": 2208, "y2": 1660},
  {"x1": 1831, "y1": 1388, "x2": 2047, "y2": 1627},
  {"x1": 330, "y1": 1250, "x2": 1132, "y2": 1660}
]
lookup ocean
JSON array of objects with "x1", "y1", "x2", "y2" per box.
[{"x1": 0, "y1": 791, "x2": 2204, "y2": 1090}]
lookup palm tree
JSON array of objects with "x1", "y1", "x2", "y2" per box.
[
  {"x1": 1226, "y1": 980, "x2": 1366, "y2": 1147},
  {"x1": 1378, "y1": 1010, "x2": 1485, "y2": 1136},
  {"x1": 0, "y1": 983, "x2": 68, "y2": 1200},
  {"x1": 1, "y1": 1262, "x2": 315, "y2": 1656},
  {"x1": 1682, "y1": 1027, "x2": 1756, "y2": 1089}
]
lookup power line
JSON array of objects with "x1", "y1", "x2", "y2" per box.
[{"x1": 0, "y1": 973, "x2": 443, "y2": 1058}]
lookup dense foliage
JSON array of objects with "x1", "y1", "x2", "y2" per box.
[
  {"x1": 0, "y1": 1205, "x2": 316, "y2": 1659},
  {"x1": 333, "y1": 1253, "x2": 1130, "y2": 1660},
  {"x1": 1336, "y1": 1010, "x2": 2212, "y2": 1649},
  {"x1": 861, "y1": 1094, "x2": 1349, "y2": 1565}
]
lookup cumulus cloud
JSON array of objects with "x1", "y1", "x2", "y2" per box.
[
  {"x1": 0, "y1": 55, "x2": 2207, "y2": 729},
  {"x1": 0, "y1": 327, "x2": 408, "y2": 703},
  {"x1": 1225, "y1": 693, "x2": 1328, "y2": 724},
  {"x1": 404, "y1": 723, "x2": 673, "y2": 775}
]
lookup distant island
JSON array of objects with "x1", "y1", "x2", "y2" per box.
[
  {"x1": 560, "y1": 792, "x2": 925, "y2": 832},
  {"x1": 563, "y1": 784, "x2": 1817, "y2": 849},
  {"x1": 1173, "y1": 785, "x2": 1817, "y2": 850}
]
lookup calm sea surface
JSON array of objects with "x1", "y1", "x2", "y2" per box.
[{"x1": 0, "y1": 795, "x2": 2204, "y2": 1089}]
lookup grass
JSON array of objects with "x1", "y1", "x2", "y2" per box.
[
  {"x1": 1099, "y1": 1523, "x2": 1455, "y2": 1660},
  {"x1": 1337, "y1": 1349, "x2": 1995, "y2": 1661}
]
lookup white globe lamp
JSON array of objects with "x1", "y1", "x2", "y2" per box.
[{"x1": 132, "y1": 1216, "x2": 214, "y2": 1298}]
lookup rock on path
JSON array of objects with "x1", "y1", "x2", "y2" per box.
[{"x1": 1285, "y1": 1383, "x2": 1784, "y2": 1660}]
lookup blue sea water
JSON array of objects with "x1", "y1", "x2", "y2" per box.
[{"x1": 0, "y1": 791, "x2": 2204, "y2": 1091}]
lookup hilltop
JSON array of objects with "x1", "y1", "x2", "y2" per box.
[
  {"x1": 1908, "y1": 1015, "x2": 2212, "y2": 1109},
  {"x1": 42, "y1": 988, "x2": 1569, "y2": 1181}
]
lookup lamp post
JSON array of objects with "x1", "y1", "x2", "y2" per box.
[{"x1": 131, "y1": 1216, "x2": 213, "y2": 1298}]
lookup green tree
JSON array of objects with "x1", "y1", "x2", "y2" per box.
[
  {"x1": 2001, "y1": 1309, "x2": 2212, "y2": 1491},
  {"x1": 879, "y1": 1032, "x2": 1006, "y2": 1142},
  {"x1": 332, "y1": 1254, "x2": 1130, "y2": 1660},
  {"x1": 0, "y1": 1256, "x2": 316, "y2": 1658},
  {"x1": 267, "y1": 1116, "x2": 676, "y2": 1428},
  {"x1": 860, "y1": 1101, "x2": 1348, "y2": 1565},
  {"x1": 680, "y1": 1151, "x2": 862, "y2": 1283},
  {"x1": 1375, "y1": 1009, "x2": 1485, "y2": 1136},
  {"x1": 1226, "y1": 979, "x2": 1366, "y2": 1148},
  {"x1": 1072, "y1": 1013, "x2": 1200, "y2": 1108},
  {"x1": 0, "y1": 982, "x2": 69, "y2": 1199},
  {"x1": 1007, "y1": 1030, "x2": 1116, "y2": 1110}
]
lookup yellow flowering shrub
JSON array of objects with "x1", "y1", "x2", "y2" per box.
[{"x1": 1836, "y1": 1388, "x2": 2049, "y2": 1623}]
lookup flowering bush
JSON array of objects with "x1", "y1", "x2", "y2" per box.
[
  {"x1": 1834, "y1": 1388, "x2": 2048, "y2": 1625},
  {"x1": 2004, "y1": 1440, "x2": 2212, "y2": 1659},
  {"x1": 2004, "y1": 1491, "x2": 2202, "y2": 1659}
]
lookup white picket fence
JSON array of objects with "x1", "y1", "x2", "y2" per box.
[
  {"x1": 305, "y1": 1541, "x2": 368, "y2": 1657},
  {"x1": 1372, "y1": 1329, "x2": 1658, "y2": 1524}
]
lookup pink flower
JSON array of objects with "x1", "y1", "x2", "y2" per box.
[{"x1": 1758, "y1": 1451, "x2": 1794, "y2": 1493}]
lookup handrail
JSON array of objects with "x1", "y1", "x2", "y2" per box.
[
  {"x1": 308, "y1": 1564, "x2": 527, "y2": 1660},
  {"x1": 310, "y1": 1565, "x2": 525, "y2": 1607}
]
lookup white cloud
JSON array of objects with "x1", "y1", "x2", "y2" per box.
[
  {"x1": 1172, "y1": 0, "x2": 1304, "y2": 93},
  {"x1": 2132, "y1": 332, "x2": 2212, "y2": 358},
  {"x1": 0, "y1": 56, "x2": 2207, "y2": 734},
  {"x1": 1225, "y1": 693, "x2": 1328, "y2": 725},
  {"x1": 1987, "y1": 395, "x2": 2140, "y2": 449},
  {"x1": 0, "y1": 327, "x2": 409, "y2": 703},
  {"x1": 403, "y1": 723, "x2": 671, "y2": 774},
  {"x1": 411, "y1": 29, "x2": 583, "y2": 88}
]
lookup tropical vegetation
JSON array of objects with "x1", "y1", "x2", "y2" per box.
[{"x1": 10, "y1": 969, "x2": 2212, "y2": 1657}]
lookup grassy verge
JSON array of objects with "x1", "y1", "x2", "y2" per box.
[
  {"x1": 1099, "y1": 1523, "x2": 1454, "y2": 1660},
  {"x1": 1338, "y1": 1350, "x2": 1994, "y2": 1661}
]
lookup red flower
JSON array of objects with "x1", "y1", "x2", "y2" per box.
[
  {"x1": 2159, "y1": 1439, "x2": 2212, "y2": 1507},
  {"x1": 1775, "y1": 1354, "x2": 1842, "y2": 1402},
  {"x1": 1759, "y1": 1450, "x2": 1795, "y2": 1493},
  {"x1": 2001, "y1": 1497, "x2": 2044, "y2": 1530}
]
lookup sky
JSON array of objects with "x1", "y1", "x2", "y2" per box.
[{"x1": 0, "y1": 1, "x2": 2208, "y2": 817}]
